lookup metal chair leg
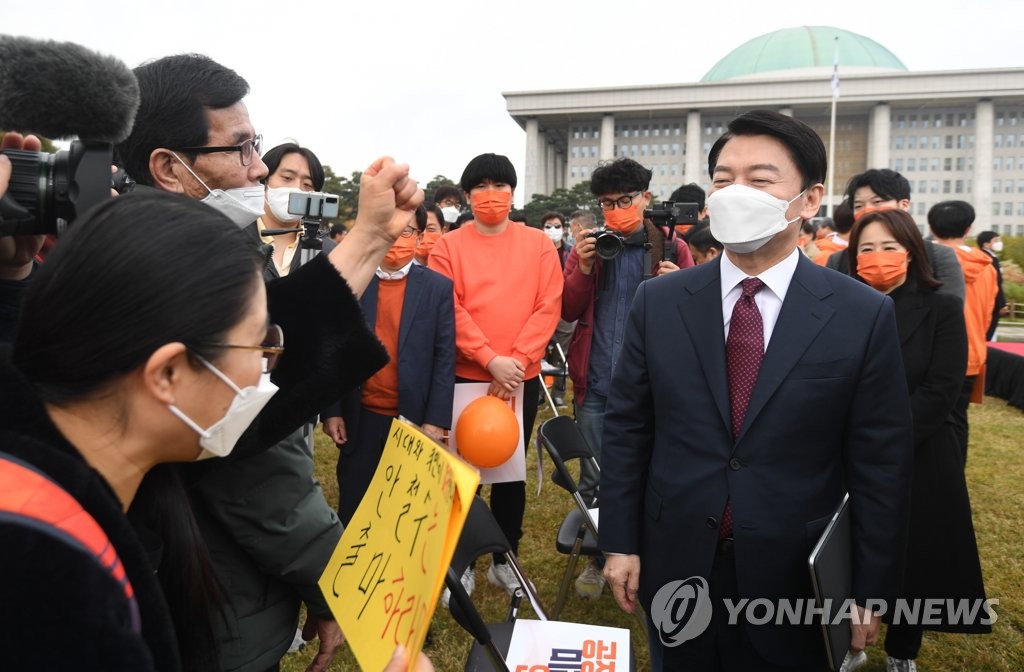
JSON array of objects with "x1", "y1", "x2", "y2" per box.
[{"x1": 552, "y1": 536, "x2": 584, "y2": 618}]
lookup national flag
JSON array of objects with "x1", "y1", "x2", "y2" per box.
[{"x1": 831, "y1": 38, "x2": 840, "y2": 99}]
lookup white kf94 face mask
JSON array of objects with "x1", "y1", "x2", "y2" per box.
[
  {"x1": 708, "y1": 183, "x2": 806, "y2": 254},
  {"x1": 167, "y1": 356, "x2": 279, "y2": 461},
  {"x1": 171, "y1": 153, "x2": 266, "y2": 228},
  {"x1": 265, "y1": 186, "x2": 303, "y2": 223}
]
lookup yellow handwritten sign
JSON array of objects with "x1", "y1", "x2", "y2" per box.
[{"x1": 319, "y1": 417, "x2": 479, "y2": 671}]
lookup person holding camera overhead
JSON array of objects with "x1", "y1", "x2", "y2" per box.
[{"x1": 560, "y1": 157, "x2": 693, "y2": 599}]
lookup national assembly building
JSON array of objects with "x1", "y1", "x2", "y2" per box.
[{"x1": 503, "y1": 26, "x2": 1024, "y2": 233}]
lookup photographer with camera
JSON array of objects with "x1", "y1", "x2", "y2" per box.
[
  {"x1": 561, "y1": 157, "x2": 693, "y2": 598},
  {"x1": 114, "y1": 53, "x2": 422, "y2": 672}
]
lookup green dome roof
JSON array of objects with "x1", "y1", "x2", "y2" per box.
[{"x1": 701, "y1": 26, "x2": 907, "y2": 82}]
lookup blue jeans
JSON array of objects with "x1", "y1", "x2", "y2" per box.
[{"x1": 574, "y1": 392, "x2": 606, "y2": 507}]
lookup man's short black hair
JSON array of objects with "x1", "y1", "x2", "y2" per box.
[
  {"x1": 424, "y1": 201, "x2": 446, "y2": 230},
  {"x1": 928, "y1": 200, "x2": 976, "y2": 239},
  {"x1": 541, "y1": 211, "x2": 566, "y2": 226},
  {"x1": 432, "y1": 185, "x2": 463, "y2": 205},
  {"x1": 683, "y1": 223, "x2": 722, "y2": 255},
  {"x1": 117, "y1": 54, "x2": 249, "y2": 187},
  {"x1": 413, "y1": 204, "x2": 427, "y2": 232},
  {"x1": 460, "y1": 153, "x2": 517, "y2": 192},
  {"x1": 329, "y1": 222, "x2": 347, "y2": 238},
  {"x1": 590, "y1": 158, "x2": 652, "y2": 196},
  {"x1": 260, "y1": 143, "x2": 325, "y2": 191},
  {"x1": 452, "y1": 211, "x2": 475, "y2": 231},
  {"x1": 844, "y1": 169, "x2": 911, "y2": 203},
  {"x1": 976, "y1": 230, "x2": 999, "y2": 247},
  {"x1": 708, "y1": 110, "x2": 826, "y2": 189},
  {"x1": 669, "y1": 183, "x2": 706, "y2": 211}
]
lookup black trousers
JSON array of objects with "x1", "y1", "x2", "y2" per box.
[
  {"x1": 951, "y1": 376, "x2": 976, "y2": 466},
  {"x1": 335, "y1": 406, "x2": 394, "y2": 526}
]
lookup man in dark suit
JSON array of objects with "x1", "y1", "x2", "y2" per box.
[
  {"x1": 600, "y1": 110, "x2": 914, "y2": 671},
  {"x1": 322, "y1": 204, "x2": 456, "y2": 524}
]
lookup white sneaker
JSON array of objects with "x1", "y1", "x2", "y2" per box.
[
  {"x1": 574, "y1": 559, "x2": 606, "y2": 599},
  {"x1": 886, "y1": 656, "x2": 917, "y2": 672},
  {"x1": 487, "y1": 562, "x2": 534, "y2": 596},
  {"x1": 286, "y1": 627, "x2": 305, "y2": 654},
  {"x1": 840, "y1": 650, "x2": 867, "y2": 672},
  {"x1": 441, "y1": 567, "x2": 476, "y2": 608}
]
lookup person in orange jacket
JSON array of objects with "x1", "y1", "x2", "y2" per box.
[{"x1": 928, "y1": 200, "x2": 998, "y2": 464}]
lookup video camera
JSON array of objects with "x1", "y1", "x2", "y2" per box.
[
  {"x1": 260, "y1": 191, "x2": 340, "y2": 251},
  {"x1": 587, "y1": 201, "x2": 700, "y2": 261},
  {"x1": 0, "y1": 142, "x2": 116, "y2": 237}
]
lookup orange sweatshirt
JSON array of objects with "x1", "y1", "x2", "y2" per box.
[
  {"x1": 950, "y1": 245, "x2": 998, "y2": 377},
  {"x1": 361, "y1": 277, "x2": 407, "y2": 415},
  {"x1": 814, "y1": 235, "x2": 847, "y2": 266},
  {"x1": 429, "y1": 222, "x2": 564, "y2": 381}
]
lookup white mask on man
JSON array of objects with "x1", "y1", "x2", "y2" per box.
[
  {"x1": 708, "y1": 183, "x2": 806, "y2": 254},
  {"x1": 265, "y1": 186, "x2": 303, "y2": 223},
  {"x1": 172, "y1": 153, "x2": 266, "y2": 228}
]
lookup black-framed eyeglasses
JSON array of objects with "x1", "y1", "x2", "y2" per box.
[
  {"x1": 197, "y1": 323, "x2": 285, "y2": 372},
  {"x1": 597, "y1": 191, "x2": 641, "y2": 211},
  {"x1": 175, "y1": 134, "x2": 263, "y2": 166}
]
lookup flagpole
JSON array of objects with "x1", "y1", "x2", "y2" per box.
[{"x1": 827, "y1": 37, "x2": 839, "y2": 217}]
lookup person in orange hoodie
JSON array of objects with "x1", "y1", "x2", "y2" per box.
[
  {"x1": 927, "y1": 200, "x2": 998, "y2": 464},
  {"x1": 429, "y1": 153, "x2": 563, "y2": 595},
  {"x1": 813, "y1": 199, "x2": 854, "y2": 265}
]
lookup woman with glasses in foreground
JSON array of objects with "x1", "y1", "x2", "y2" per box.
[{"x1": 0, "y1": 192, "x2": 432, "y2": 672}]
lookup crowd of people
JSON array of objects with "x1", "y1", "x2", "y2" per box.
[{"x1": 0, "y1": 48, "x2": 1004, "y2": 672}]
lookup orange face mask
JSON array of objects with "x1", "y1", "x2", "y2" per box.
[
  {"x1": 674, "y1": 224, "x2": 694, "y2": 237},
  {"x1": 470, "y1": 190, "x2": 512, "y2": 227},
  {"x1": 415, "y1": 230, "x2": 442, "y2": 264},
  {"x1": 856, "y1": 250, "x2": 908, "y2": 293},
  {"x1": 383, "y1": 234, "x2": 417, "y2": 269},
  {"x1": 603, "y1": 199, "x2": 643, "y2": 234}
]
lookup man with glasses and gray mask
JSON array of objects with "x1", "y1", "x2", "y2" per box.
[{"x1": 117, "y1": 53, "x2": 422, "y2": 672}]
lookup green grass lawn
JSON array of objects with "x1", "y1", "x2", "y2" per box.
[{"x1": 283, "y1": 397, "x2": 1024, "y2": 671}]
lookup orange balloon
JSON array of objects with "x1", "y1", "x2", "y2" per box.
[{"x1": 455, "y1": 395, "x2": 520, "y2": 468}]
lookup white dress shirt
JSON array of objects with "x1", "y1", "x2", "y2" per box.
[{"x1": 720, "y1": 247, "x2": 801, "y2": 350}]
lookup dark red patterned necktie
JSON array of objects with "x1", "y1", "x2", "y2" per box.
[{"x1": 721, "y1": 277, "x2": 765, "y2": 539}]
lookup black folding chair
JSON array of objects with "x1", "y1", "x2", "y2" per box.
[
  {"x1": 445, "y1": 496, "x2": 549, "y2": 672},
  {"x1": 536, "y1": 415, "x2": 602, "y2": 618}
]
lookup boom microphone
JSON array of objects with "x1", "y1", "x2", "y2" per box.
[{"x1": 0, "y1": 34, "x2": 139, "y2": 143}]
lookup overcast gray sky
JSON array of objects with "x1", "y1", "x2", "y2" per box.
[{"x1": 6, "y1": 0, "x2": 1022, "y2": 202}]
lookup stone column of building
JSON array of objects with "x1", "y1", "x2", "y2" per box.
[
  {"x1": 554, "y1": 150, "x2": 565, "y2": 190},
  {"x1": 600, "y1": 114, "x2": 615, "y2": 161},
  {"x1": 524, "y1": 118, "x2": 542, "y2": 202},
  {"x1": 869, "y1": 103, "x2": 891, "y2": 170},
  {"x1": 685, "y1": 110, "x2": 703, "y2": 184},
  {"x1": 974, "y1": 99, "x2": 994, "y2": 230},
  {"x1": 545, "y1": 138, "x2": 557, "y2": 195}
]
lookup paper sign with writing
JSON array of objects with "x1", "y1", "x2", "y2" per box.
[
  {"x1": 318, "y1": 418, "x2": 479, "y2": 671},
  {"x1": 450, "y1": 382, "x2": 526, "y2": 484},
  {"x1": 505, "y1": 619, "x2": 631, "y2": 672}
]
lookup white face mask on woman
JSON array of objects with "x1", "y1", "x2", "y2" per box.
[
  {"x1": 171, "y1": 153, "x2": 266, "y2": 228},
  {"x1": 167, "y1": 356, "x2": 279, "y2": 460},
  {"x1": 708, "y1": 183, "x2": 806, "y2": 254}
]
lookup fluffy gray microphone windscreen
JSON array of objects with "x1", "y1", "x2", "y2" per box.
[{"x1": 0, "y1": 34, "x2": 140, "y2": 143}]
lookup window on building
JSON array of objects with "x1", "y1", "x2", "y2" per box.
[
  {"x1": 935, "y1": 114, "x2": 943, "y2": 127},
  {"x1": 956, "y1": 157, "x2": 965, "y2": 170},
  {"x1": 705, "y1": 123, "x2": 713, "y2": 135},
  {"x1": 894, "y1": 159, "x2": 904, "y2": 172},
  {"x1": 945, "y1": 135, "x2": 953, "y2": 149},
  {"x1": 968, "y1": 157, "x2": 975, "y2": 171},
  {"x1": 1012, "y1": 112, "x2": 1019, "y2": 126},
  {"x1": 931, "y1": 180, "x2": 940, "y2": 194},
  {"x1": 969, "y1": 135, "x2": 975, "y2": 149},
  {"x1": 1018, "y1": 202, "x2": 1024, "y2": 216},
  {"x1": 955, "y1": 179, "x2": 964, "y2": 193},
  {"x1": 581, "y1": 166, "x2": 589, "y2": 178},
  {"x1": 594, "y1": 127, "x2": 600, "y2": 139},
  {"x1": 643, "y1": 125, "x2": 649, "y2": 137},
  {"x1": 910, "y1": 114, "x2": 917, "y2": 128},
  {"x1": 997, "y1": 112, "x2": 1005, "y2": 127},
  {"x1": 917, "y1": 202, "x2": 927, "y2": 216},
  {"x1": 995, "y1": 134, "x2": 1004, "y2": 148},
  {"x1": 671, "y1": 164, "x2": 678, "y2": 175},
  {"x1": 573, "y1": 127, "x2": 580, "y2": 139},
  {"x1": 571, "y1": 167, "x2": 577, "y2": 179},
  {"x1": 672, "y1": 143, "x2": 680, "y2": 155},
  {"x1": 653, "y1": 126, "x2": 660, "y2": 137},
  {"x1": 673, "y1": 123, "x2": 681, "y2": 136},
  {"x1": 993, "y1": 202, "x2": 1001, "y2": 217},
  {"x1": 931, "y1": 158, "x2": 940, "y2": 172},
  {"x1": 1007, "y1": 179, "x2": 1016, "y2": 193},
  {"x1": 1009, "y1": 134, "x2": 1017, "y2": 148},
  {"x1": 641, "y1": 144, "x2": 648, "y2": 157},
  {"x1": 894, "y1": 136, "x2": 904, "y2": 150},
  {"x1": 1017, "y1": 224, "x2": 1024, "y2": 236},
  {"x1": 1019, "y1": 180, "x2": 1024, "y2": 193},
  {"x1": 581, "y1": 128, "x2": 588, "y2": 139},
  {"x1": 960, "y1": 113, "x2": 968, "y2": 127},
  {"x1": 908, "y1": 136, "x2": 917, "y2": 150},
  {"x1": 994, "y1": 157, "x2": 1002, "y2": 171},
  {"x1": 1018, "y1": 156, "x2": 1024, "y2": 170},
  {"x1": 932, "y1": 135, "x2": 941, "y2": 149},
  {"x1": 907, "y1": 157, "x2": 917, "y2": 171},
  {"x1": 942, "y1": 180, "x2": 951, "y2": 194},
  {"x1": 918, "y1": 180, "x2": 927, "y2": 193},
  {"x1": 571, "y1": 146, "x2": 579, "y2": 159},
  {"x1": 897, "y1": 115, "x2": 905, "y2": 128},
  {"x1": 592, "y1": 145, "x2": 598, "y2": 158},
  {"x1": 946, "y1": 114, "x2": 955, "y2": 127},
  {"x1": 994, "y1": 179, "x2": 1002, "y2": 193},
  {"x1": 944, "y1": 157, "x2": 952, "y2": 171},
  {"x1": 923, "y1": 116, "x2": 931, "y2": 129},
  {"x1": 703, "y1": 141, "x2": 712, "y2": 155},
  {"x1": 1005, "y1": 202, "x2": 1013, "y2": 216}
]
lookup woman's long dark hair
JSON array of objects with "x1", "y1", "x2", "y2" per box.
[
  {"x1": 13, "y1": 191, "x2": 263, "y2": 671},
  {"x1": 848, "y1": 207, "x2": 941, "y2": 291}
]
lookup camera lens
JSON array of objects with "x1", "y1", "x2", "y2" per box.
[{"x1": 595, "y1": 231, "x2": 623, "y2": 260}]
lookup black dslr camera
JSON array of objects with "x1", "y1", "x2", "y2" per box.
[
  {"x1": 0, "y1": 142, "x2": 115, "y2": 237},
  {"x1": 588, "y1": 227, "x2": 628, "y2": 261},
  {"x1": 587, "y1": 201, "x2": 701, "y2": 261}
]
